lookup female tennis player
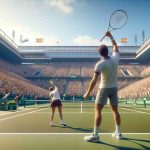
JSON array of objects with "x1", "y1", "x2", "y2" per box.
[{"x1": 49, "y1": 83, "x2": 66, "y2": 127}]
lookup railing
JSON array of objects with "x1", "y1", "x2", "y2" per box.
[
  {"x1": 19, "y1": 46, "x2": 139, "y2": 53},
  {"x1": 136, "y1": 37, "x2": 150, "y2": 54},
  {"x1": 0, "y1": 28, "x2": 18, "y2": 50}
]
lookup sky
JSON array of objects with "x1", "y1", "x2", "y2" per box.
[{"x1": 0, "y1": 0, "x2": 150, "y2": 46}]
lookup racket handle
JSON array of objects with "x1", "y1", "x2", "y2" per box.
[{"x1": 100, "y1": 35, "x2": 106, "y2": 42}]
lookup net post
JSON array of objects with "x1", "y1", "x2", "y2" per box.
[
  {"x1": 80, "y1": 101, "x2": 83, "y2": 114},
  {"x1": 23, "y1": 99, "x2": 25, "y2": 108}
]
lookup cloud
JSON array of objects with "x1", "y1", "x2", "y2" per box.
[
  {"x1": 17, "y1": 26, "x2": 61, "y2": 46},
  {"x1": 43, "y1": 0, "x2": 76, "y2": 14},
  {"x1": 73, "y1": 35, "x2": 123, "y2": 46},
  {"x1": 73, "y1": 35, "x2": 114, "y2": 46},
  {"x1": 0, "y1": 21, "x2": 61, "y2": 46}
]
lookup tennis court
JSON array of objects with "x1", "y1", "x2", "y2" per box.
[{"x1": 0, "y1": 100, "x2": 150, "y2": 150}]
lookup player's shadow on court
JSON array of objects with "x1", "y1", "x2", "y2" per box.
[
  {"x1": 60, "y1": 124, "x2": 93, "y2": 132},
  {"x1": 122, "y1": 137, "x2": 150, "y2": 150},
  {"x1": 95, "y1": 137, "x2": 150, "y2": 150},
  {"x1": 96, "y1": 141, "x2": 137, "y2": 150}
]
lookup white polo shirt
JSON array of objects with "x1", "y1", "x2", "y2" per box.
[
  {"x1": 94, "y1": 51, "x2": 120, "y2": 88},
  {"x1": 49, "y1": 86, "x2": 61, "y2": 101}
]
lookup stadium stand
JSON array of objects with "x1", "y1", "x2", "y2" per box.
[
  {"x1": 0, "y1": 28, "x2": 150, "y2": 101},
  {"x1": 0, "y1": 57, "x2": 148, "y2": 99},
  {"x1": 81, "y1": 62, "x2": 95, "y2": 77},
  {"x1": 0, "y1": 71, "x2": 49, "y2": 98},
  {"x1": 140, "y1": 66, "x2": 150, "y2": 77},
  {"x1": 118, "y1": 77, "x2": 150, "y2": 99}
]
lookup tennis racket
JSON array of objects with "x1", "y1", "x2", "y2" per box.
[
  {"x1": 49, "y1": 80, "x2": 54, "y2": 85},
  {"x1": 100, "y1": 10, "x2": 128, "y2": 41}
]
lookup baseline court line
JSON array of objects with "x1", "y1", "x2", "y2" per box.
[
  {"x1": 0, "y1": 107, "x2": 40, "y2": 116},
  {"x1": 0, "y1": 133, "x2": 149, "y2": 135},
  {"x1": 0, "y1": 108, "x2": 47, "y2": 122},
  {"x1": 122, "y1": 107, "x2": 150, "y2": 115}
]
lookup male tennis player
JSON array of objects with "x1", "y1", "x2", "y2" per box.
[
  {"x1": 83, "y1": 31, "x2": 122, "y2": 142},
  {"x1": 49, "y1": 83, "x2": 66, "y2": 127}
]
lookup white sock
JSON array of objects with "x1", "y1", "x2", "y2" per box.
[
  {"x1": 50, "y1": 121, "x2": 54, "y2": 124},
  {"x1": 115, "y1": 125, "x2": 120, "y2": 133},
  {"x1": 61, "y1": 120, "x2": 64, "y2": 124},
  {"x1": 93, "y1": 126, "x2": 99, "y2": 135}
]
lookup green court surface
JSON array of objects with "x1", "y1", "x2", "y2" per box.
[
  {"x1": 0, "y1": 134, "x2": 150, "y2": 150},
  {"x1": 0, "y1": 102, "x2": 150, "y2": 150}
]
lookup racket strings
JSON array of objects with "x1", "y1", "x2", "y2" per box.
[
  {"x1": 100, "y1": 10, "x2": 127, "y2": 41},
  {"x1": 109, "y1": 10, "x2": 128, "y2": 30}
]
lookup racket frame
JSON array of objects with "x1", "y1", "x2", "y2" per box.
[{"x1": 100, "y1": 10, "x2": 128, "y2": 41}]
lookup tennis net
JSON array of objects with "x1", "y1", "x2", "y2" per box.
[
  {"x1": 118, "y1": 100, "x2": 148, "y2": 108},
  {"x1": 24, "y1": 100, "x2": 95, "y2": 111},
  {"x1": 23, "y1": 99, "x2": 149, "y2": 112}
]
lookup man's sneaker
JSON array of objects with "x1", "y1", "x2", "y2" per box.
[
  {"x1": 84, "y1": 134, "x2": 100, "y2": 143},
  {"x1": 112, "y1": 131, "x2": 122, "y2": 140},
  {"x1": 50, "y1": 122, "x2": 55, "y2": 126},
  {"x1": 61, "y1": 123, "x2": 67, "y2": 127}
]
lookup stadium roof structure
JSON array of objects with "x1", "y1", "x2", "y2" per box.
[
  {"x1": 19, "y1": 45, "x2": 138, "y2": 63},
  {"x1": 136, "y1": 39, "x2": 150, "y2": 64},
  {"x1": 0, "y1": 29, "x2": 150, "y2": 64},
  {"x1": 0, "y1": 29, "x2": 23, "y2": 63}
]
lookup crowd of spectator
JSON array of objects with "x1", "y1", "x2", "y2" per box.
[
  {"x1": 67, "y1": 81, "x2": 82, "y2": 96},
  {"x1": 0, "y1": 66, "x2": 49, "y2": 99},
  {"x1": 118, "y1": 76, "x2": 150, "y2": 99},
  {"x1": 140, "y1": 66, "x2": 150, "y2": 77},
  {"x1": 1, "y1": 59, "x2": 147, "y2": 78},
  {"x1": 0, "y1": 58, "x2": 149, "y2": 100},
  {"x1": 44, "y1": 63, "x2": 146, "y2": 78},
  {"x1": 118, "y1": 65, "x2": 146, "y2": 77}
]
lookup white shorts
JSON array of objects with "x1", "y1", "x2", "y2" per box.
[{"x1": 95, "y1": 88, "x2": 118, "y2": 106}]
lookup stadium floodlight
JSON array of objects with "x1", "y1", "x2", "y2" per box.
[
  {"x1": 12, "y1": 30, "x2": 15, "y2": 41},
  {"x1": 20, "y1": 35, "x2": 29, "y2": 45},
  {"x1": 22, "y1": 39, "x2": 29, "y2": 43}
]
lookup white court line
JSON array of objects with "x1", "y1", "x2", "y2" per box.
[
  {"x1": 134, "y1": 107, "x2": 150, "y2": 111},
  {"x1": 0, "y1": 112, "x2": 12, "y2": 116},
  {"x1": 0, "y1": 108, "x2": 47, "y2": 122},
  {"x1": 0, "y1": 107, "x2": 39, "y2": 116},
  {"x1": 121, "y1": 106, "x2": 150, "y2": 111},
  {"x1": 122, "y1": 107, "x2": 150, "y2": 115},
  {"x1": 0, "y1": 133, "x2": 149, "y2": 135}
]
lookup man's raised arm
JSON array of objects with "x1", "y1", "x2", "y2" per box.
[{"x1": 105, "y1": 31, "x2": 119, "y2": 53}]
